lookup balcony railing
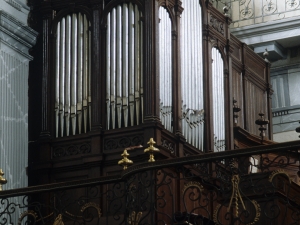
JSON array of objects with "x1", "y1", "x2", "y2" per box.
[{"x1": 1, "y1": 141, "x2": 300, "y2": 224}]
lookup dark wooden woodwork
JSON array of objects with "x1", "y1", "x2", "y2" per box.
[{"x1": 27, "y1": 0, "x2": 272, "y2": 187}]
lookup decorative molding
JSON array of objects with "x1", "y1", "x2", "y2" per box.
[
  {"x1": 0, "y1": 11, "x2": 38, "y2": 60},
  {"x1": 52, "y1": 143, "x2": 91, "y2": 158},
  {"x1": 104, "y1": 135, "x2": 144, "y2": 150},
  {"x1": 4, "y1": 0, "x2": 22, "y2": 11},
  {"x1": 161, "y1": 139, "x2": 175, "y2": 154},
  {"x1": 209, "y1": 15, "x2": 224, "y2": 35}
]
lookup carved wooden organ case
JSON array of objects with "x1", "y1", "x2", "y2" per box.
[{"x1": 27, "y1": 0, "x2": 272, "y2": 185}]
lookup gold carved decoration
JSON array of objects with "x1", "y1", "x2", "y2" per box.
[
  {"x1": 118, "y1": 145, "x2": 142, "y2": 170},
  {"x1": 18, "y1": 210, "x2": 38, "y2": 225},
  {"x1": 0, "y1": 169, "x2": 7, "y2": 191},
  {"x1": 144, "y1": 138, "x2": 160, "y2": 162},
  {"x1": 128, "y1": 211, "x2": 143, "y2": 225},
  {"x1": 118, "y1": 149, "x2": 133, "y2": 170},
  {"x1": 213, "y1": 175, "x2": 261, "y2": 225},
  {"x1": 81, "y1": 202, "x2": 102, "y2": 218},
  {"x1": 268, "y1": 169, "x2": 292, "y2": 183},
  {"x1": 182, "y1": 181, "x2": 204, "y2": 194},
  {"x1": 53, "y1": 214, "x2": 64, "y2": 225}
]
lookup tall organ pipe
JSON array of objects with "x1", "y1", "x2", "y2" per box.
[
  {"x1": 55, "y1": 13, "x2": 91, "y2": 137},
  {"x1": 181, "y1": 0, "x2": 204, "y2": 150},
  {"x1": 158, "y1": 7, "x2": 172, "y2": 132},
  {"x1": 106, "y1": 3, "x2": 143, "y2": 130}
]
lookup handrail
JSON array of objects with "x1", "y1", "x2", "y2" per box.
[{"x1": 1, "y1": 140, "x2": 300, "y2": 199}]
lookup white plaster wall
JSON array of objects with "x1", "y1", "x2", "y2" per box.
[
  {"x1": 0, "y1": 1, "x2": 37, "y2": 191},
  {"x1": 273, "y1": 130, "x2": 300, "y2": 143}
]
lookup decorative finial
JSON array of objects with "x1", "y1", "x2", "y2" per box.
[
  {"x1": 118, "y1": 145, "x2": 142, "y2": 170},
  {"x1": 255, "y1": 112, "x2": 269, "y2": 144},
  {"x1": 233, "y1": 98, "x2": 241, "y2": 125},
  {"x1": 223, "y1": 3, "x2": 229, "y2": 17},
  {"x1": 144, "y1": 138, "x2": 160, "y2": 162},
  {"x1": 263, "y1": 48, "x2": 269, "y2": 63},
  {"x1": 295, "y1": 121, "x2": 300, "y2": 138},
  {"x1": 118, "y1": 150, "x2": 133, "y2": 170},
  {"x1": 0, "y1": 169, "x2": 7, "y2": 191}
]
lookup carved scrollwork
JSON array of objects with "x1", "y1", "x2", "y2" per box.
[
  {"x1": 268, "y1": 169, "x2": 292, "y2": 183},
  {"x1": 161, "y1": 139, "x2": 175, "y2": 154},
  {"x1": 209, "y1": 15, "x2": 224, "y2": 35},
  {"x1": 80, "y1": 202, "x2": 102, "y2": 218},
  {"x1": 52, "y1": 143, "x2": 91, "y2": 158},
  {"x1": 213, "y1": 175, "x2": 261, "y2": 225},
  {"x1": 104, "y1": 135, "x2": 144, "y2": 150},
  {"x1": 18, "y1": 210, "x2": 38, "y2": 225}
]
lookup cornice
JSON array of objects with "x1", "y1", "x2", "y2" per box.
[{"x1": 0, "y1": 10, "x2": 38, "y2": 60}]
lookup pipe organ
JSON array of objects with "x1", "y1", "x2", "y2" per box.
[
  {"x1": 159, "y1": 7, "x2": 173, "y2": 132},
  {"x1": 212, "y1": 48, "x2": 225, "y2": 152},
  {"x1": 55, "y1": 13, "x2": 91, "y2": 137},
  {"x1": 180, "y1": 0, "x2": 204, "y2": 150},
  {"x1": 106, "y1": 3, "x2": 143, "y2": 130},
  {"x1": 29, "y1": 0, "x2": 272, "y2": 186}
]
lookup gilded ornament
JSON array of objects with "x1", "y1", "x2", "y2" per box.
[
  {"x1": 182, "y1": 181, "x2": 204, "y2": 194},
  {"x1": 53, "y1": 214, "x2": 64, "y2": 225},
  {"x1": 128, "y1": 211, "x2": 142, "y2": 225},
  {"x1": 0, "y1": 169, "x2": 7, "y2": 191},
  {"x1": 269, "y1": 169, "x2": 291, "y2": 183},
  {"x1": 144, "y1": 138, "x2": 160, "y2": 162}
]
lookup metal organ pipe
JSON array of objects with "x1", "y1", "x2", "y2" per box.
[
  {"x1": 159, "y1": 7, "x2": 172, "y2": 132},
  {"x1": 55, "y1": 13, "x2": 91, "y2": 137},
  {"x1": 212, "y1": 48, "x2": 225, "y2": 152},
  {"x1": 181, "y1": 0, "x2": 204, "y2": 150},
  {"x1": 106, "y1": 3, "x2": 143, "y2": 130}
]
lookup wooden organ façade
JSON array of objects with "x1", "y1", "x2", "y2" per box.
[{"x1": 27, "y1": 0, "x2": 272, "y2": 186}]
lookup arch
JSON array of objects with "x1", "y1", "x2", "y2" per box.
[
  {"x1": 100, "y1": 0, "x2": 144, "y2": 29},
  {"x1": 51, "y1": 7, "x2": 92, "y2": 35},
  {"x1": 157, "y1": 1, "x2": 176, "y2": 32}
]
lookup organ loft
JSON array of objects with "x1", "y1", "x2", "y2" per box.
[{"x1": 27, "y1": 0, "x2": 272, "y2": 184}]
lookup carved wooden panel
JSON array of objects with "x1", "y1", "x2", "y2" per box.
[
  {"x1": 52, "y1": 142, "x2": 91, "y2": 158},
  {"x1": 245, "y1": 80, "x2": 268, "y2": 136},
  {"x1": 245, "y1": 48, "x2": 266, "y2": 80},
  {"x1": 232, "y1": 69, "x2": 244, "y2": 128},
  {"x1": 104, "y1": 135, "x2": 144, "y2": 151}
]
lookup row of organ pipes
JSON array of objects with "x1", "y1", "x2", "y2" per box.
[
  {"x1": 212, "y1": 48, "x2": 226, "y2": 151},
  {"x1": 55, "y1": 13, "x2": 91, "y2": 137},
  {"x1": 106, "y1": 3, "x2": 143, "y2": 130},
  {"x1": 159, "y1": 7, "x2": 173, "y2": 133},
  {"x1": 180, "y1": 0, "x2": 204, "y2": 150},
  {"x1": 53, "y1": 1, "x2": 226, "y2": 152}
]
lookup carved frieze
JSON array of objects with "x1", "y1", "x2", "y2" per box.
[
  {"x1": 52, "y1": 143, "x2": 91, "y2": 158},
  {"x1": 104, "y1": 135, "x2": 144, "y2": 150},
  {"x1": 161, "y1": 139, "x2": 175, "y2": 154},
  {"x1": 209, "y1": 15, "x2": 224, "y2": 35}
]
